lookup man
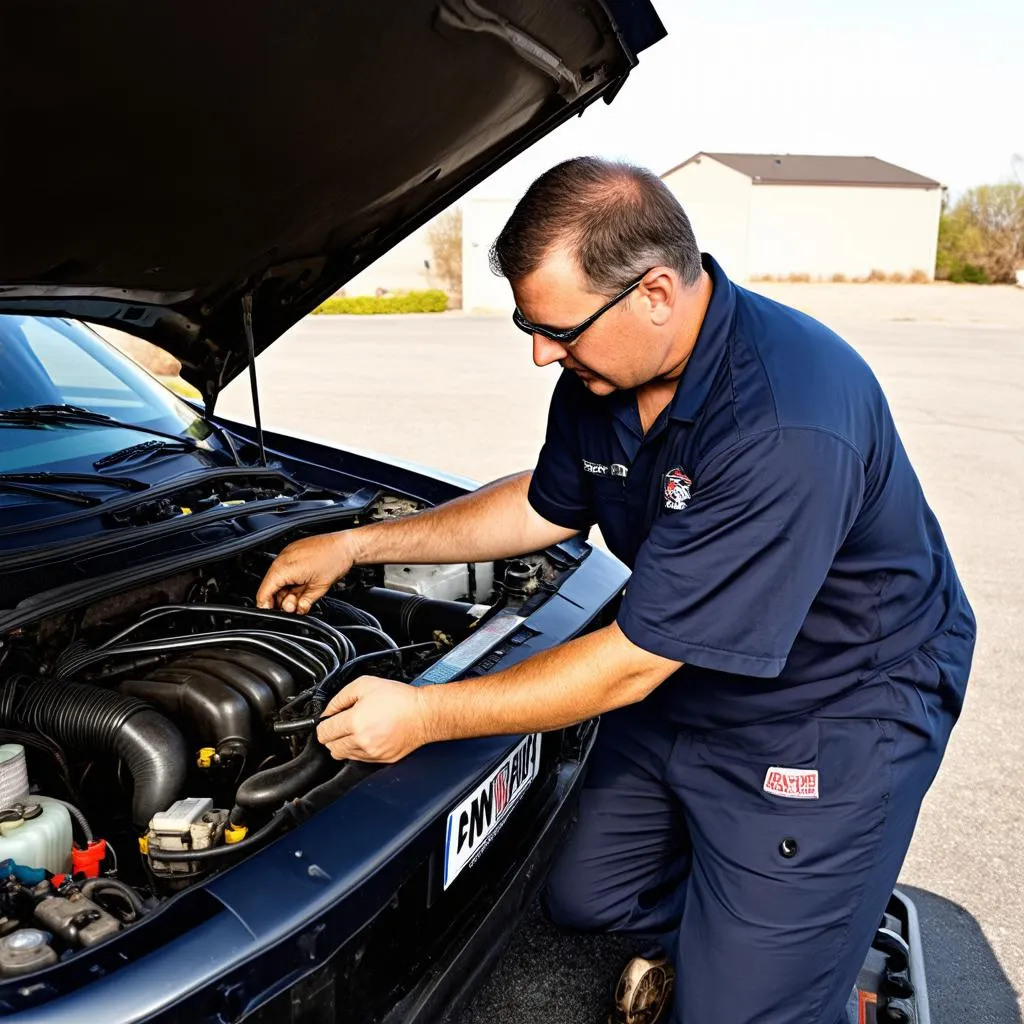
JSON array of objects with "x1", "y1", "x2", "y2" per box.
[{"x1": 256, "y1": 157, "x2": 976, "y2": 1024}]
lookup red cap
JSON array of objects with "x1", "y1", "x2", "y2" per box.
[{"x1": 72, "y1": 839, "x2": 107, "y2": 879}]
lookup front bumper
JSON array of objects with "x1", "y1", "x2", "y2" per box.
[
  {"x1": 383, "y1": 727, "x2": 598, "y2": 1024},
  {"x1": 238, "y1": 720, "x2": 599, "y2": 1024}
]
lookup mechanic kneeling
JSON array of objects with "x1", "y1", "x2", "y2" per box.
[{"x1": 257, "y1": 157, "x2": 976, "y2": 1024}]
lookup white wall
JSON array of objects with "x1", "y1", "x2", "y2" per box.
[
  {"x1": 661, "y1": 157, "x2": 753, "y2": 282},
  {"x1": 462, "y1": 198, "x2": 516, "y2": 314},
  {"x1": 747, "y1": 184, "x2": 943, "y2": 280},
  {"x1": 340, "y1": 222, "x2": 439, "y2": 296}
]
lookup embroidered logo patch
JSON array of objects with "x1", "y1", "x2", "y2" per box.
[
  {"x1": 763, "y1": 767, "x2": 819, "y2": 800},
  {"x1": 582, "y1": 459, "x2": 609, "y2": 476},
  {"x1": 610, "y1": 463, "x2": 629, "y2": 478},
  {"x1": 663, "y1": 467, "x2": 692, "y2": 510}
]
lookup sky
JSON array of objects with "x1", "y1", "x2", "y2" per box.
[{"x1": 470, "y1": 0, "x2": 1024, "y2": 202}]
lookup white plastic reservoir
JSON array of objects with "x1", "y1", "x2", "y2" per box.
[{"x1": 0, "y1": 797, "x2": 73, "y2": 875}]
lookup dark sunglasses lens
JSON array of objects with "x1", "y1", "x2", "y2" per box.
[{"x1": 514, "y1": 310, "x2": 572, "y2": 343}]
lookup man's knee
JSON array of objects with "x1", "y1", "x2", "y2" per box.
[{"x1": 541, "y1": 856, "x2": 619, "y2": 932}]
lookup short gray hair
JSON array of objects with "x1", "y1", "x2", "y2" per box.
[{"x1": 488, "y1": 156, "x2": 703, "y2": 295}]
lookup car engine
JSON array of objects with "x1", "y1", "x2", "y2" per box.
[{"x1": 0, "y1": 536, "x2": 554, "y2": 975}]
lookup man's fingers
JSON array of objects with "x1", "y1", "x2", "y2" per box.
[
  {"x1": 256, "y1": 570, "x2": 284, "y2": 609},
  {"x1": 324, "y1": 681, "x2": 361, "y2": 716},
  {"x1": 317, "y1": 705, "x2": 357, "y2": 748}
]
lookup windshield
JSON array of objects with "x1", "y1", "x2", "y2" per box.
[{"x1": 0, "y1": 315, "x2": 216, "y2": 475}]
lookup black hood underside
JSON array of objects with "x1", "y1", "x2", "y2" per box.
[{"x1": 0, "y1": 0, "x2": 665, "y2": 405}]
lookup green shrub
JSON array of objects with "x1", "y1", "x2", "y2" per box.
[
  {"x1": 947, "y1": 263, "x2": 989, "y2": 284},
  {"x1": 312, "y1": 290, "x2": 449, "y2": 315}
]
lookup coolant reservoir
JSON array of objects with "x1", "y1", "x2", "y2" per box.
[{"x1": 0, "y1": 797, "x2": 73, "y2": 875}]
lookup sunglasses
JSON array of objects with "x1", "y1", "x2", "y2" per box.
[{"x1": 511, "y1": 270, "x2": 651, "y2": 346}]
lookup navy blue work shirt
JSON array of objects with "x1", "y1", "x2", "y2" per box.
[{"x1": 527, "y1": 254, "x2": 975, "y2": 729}]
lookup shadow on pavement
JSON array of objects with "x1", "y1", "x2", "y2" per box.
[
  {"x1": 901, "y1": 885, "x2": 1022, "y2": 1024},
  {"x1": 455, "y1": 897, "x2": 634, "y2": 1024},
  {"x1": 457, "y1": 889, "x2": 1022, "y2": 1024}
]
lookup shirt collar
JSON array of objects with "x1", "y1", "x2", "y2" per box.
[{"x1": 667, "y1": 252, "x2": 736, "y2": 424}]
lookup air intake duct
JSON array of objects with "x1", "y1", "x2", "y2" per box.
[{"x1": 1, "y1": 680, "x2": 187, "y2": 829}]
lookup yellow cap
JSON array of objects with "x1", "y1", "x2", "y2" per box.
[
  {"x1": 224, "y1": 825, "x2": 248, "y2": 844},
  {"x1": 197, "y1": 747, "x2": 216, "y2": 769},
  {"x1": 138, "y1": 835, "x2": 149, "y2": 855}
]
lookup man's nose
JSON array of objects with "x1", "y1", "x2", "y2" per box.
[{"x1": 533, "y1": 333, "x2": 567, "y2": 367}]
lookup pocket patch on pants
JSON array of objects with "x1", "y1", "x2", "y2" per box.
[{"x1": 763, "y1": 766, "x2": 819, "y2": 799}]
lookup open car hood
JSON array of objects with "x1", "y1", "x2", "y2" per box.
[{"x1": 0, "y1": 0, "x2": 665, "y2": 406}]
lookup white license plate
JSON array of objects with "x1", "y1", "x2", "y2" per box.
[{"x1": 442, "y1": 733, "x2": 542, "y2": 891}]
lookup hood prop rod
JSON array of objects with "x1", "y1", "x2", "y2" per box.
[{"x1": 241, "y1": 293, "x2": 267, "y2": 467}]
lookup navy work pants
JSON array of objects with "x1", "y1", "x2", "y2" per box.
[{"x1": 542, "y1": 646, "x2": 966, "y2": 1024}]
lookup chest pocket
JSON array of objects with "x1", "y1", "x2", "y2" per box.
[{"x1": 589, "y1": 474, "x2": 632, "y2": 562}]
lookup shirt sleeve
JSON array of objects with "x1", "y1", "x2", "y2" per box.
[
  {"x1": 527, "y1": 371, "x2": 595, "y2": 532},
  {"x1": 617, "y1": 427, "x2": 865, "y2": 677}
]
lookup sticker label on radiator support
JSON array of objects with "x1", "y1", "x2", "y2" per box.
[{"x1": 413, "y1": 609, "x2": 527, "y2": 686}]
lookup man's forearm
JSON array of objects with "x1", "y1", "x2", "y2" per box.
[
  {"x1": 417, "y1": 622, "x2": 682, "y2": 741},
  {"x1": 345, "y1": 470, "x2": 577, "y2": 567}
]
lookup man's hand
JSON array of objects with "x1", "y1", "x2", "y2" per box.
[
  {"x1": 316, "y1": 676, "x2": 431, "y2": 763},
  {"x1": 256, "y1": 533, "x2": 354, "y2": 613}
]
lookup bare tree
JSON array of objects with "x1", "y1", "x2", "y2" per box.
[{"x1": 426, "y1": 208, "x2": 462, "y2": 306}]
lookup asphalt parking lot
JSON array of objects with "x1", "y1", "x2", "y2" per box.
[{"x1": 217, "y1": 283, "x2": 1024, "y2": 1023}]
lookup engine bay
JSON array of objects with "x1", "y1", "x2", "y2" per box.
[{"x1": 0, "y1": 508, "x2": 566, "y2": 980}]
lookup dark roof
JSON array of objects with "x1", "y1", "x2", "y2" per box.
[{"x1": 662, "y1": 153, "x2": 942, "y2": 189}]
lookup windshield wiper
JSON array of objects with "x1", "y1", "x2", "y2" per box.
[
  {"x1": 94, "y1": 439, "x2": 199, "y2": 470},
  {"x1": 0, "y1": 480, "x2": 100, "y2": 507},
  {"x1": 0, "y1": 405, "x2": 202, "y2": 448},
  {"x1": 0, "y1": 472, "x2": 148, "y2": 510}
]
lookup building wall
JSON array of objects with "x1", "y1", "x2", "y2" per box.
[
  {"x1": 462, "y1": 198, "x2": 516, "y2": 314},
  {"x1": 339, "y1": 222, "x2": 440, "y2": 296},
  {"x1": 661, "y1": 157, "x2": 753, "y2": 282},
  {"x1": 747, "y1": 184, "x2": 943, "y2": 280}
]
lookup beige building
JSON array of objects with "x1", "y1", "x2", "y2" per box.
[{"x1": 661, "y1": 153, "x2": 945, "y2": 283}]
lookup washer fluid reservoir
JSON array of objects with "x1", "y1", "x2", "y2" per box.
[{"x1": 0, "y1": 797, "x2": 73, "y2": 875}]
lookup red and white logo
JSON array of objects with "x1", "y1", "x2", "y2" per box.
[
  {"x1": 493, "y1": 765, "x2": 510, "y2": 816},
  {"x1": 663, "y1": 467, "x2": 692, "y2": 510},
  {"x1": 763, "y1": 766, "x2": 819, "y2": 799}
]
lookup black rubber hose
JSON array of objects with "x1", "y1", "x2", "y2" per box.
[
  {"x1": 319, "y1": 597, "x2": 383, "y2": 632},
  {"x1": 57, "y1": 633, "x2": 328, "y2": 683},
  {"x1": 119, "y1": 678, "x2": 251, "y2": 762},
  {"x1": 4, "y1": 682, "x2": 186, "y2": 828},
  {"x1": 354, "y1": 588, "x2": 482, "y2": 645},
  {"x1": 334, "y1": 625, "x2": 399, "y2": 652},
  {"x1": 148, "y1": 802, "x2": 295, "y2": 863},
  {"x1": 132, "y1": 604, "x2": 349, "y2": 658},
  {"x1": 291, "y1": 761, "x2": 378, "y2": 819},
  {"x1": 81, "y1": 878, "x2": 146, "y2": 916},
  {"x1": 230, "y1": 728, "x2": 329, "y2": 823}
]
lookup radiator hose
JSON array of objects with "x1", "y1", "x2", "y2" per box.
[{"x1": 1, "y1": 680, "x2": 187, "y2": 829}]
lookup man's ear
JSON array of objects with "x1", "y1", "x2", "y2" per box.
[{"x1": 642, "y1": 269, "x2": 675, "y2": 327}]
